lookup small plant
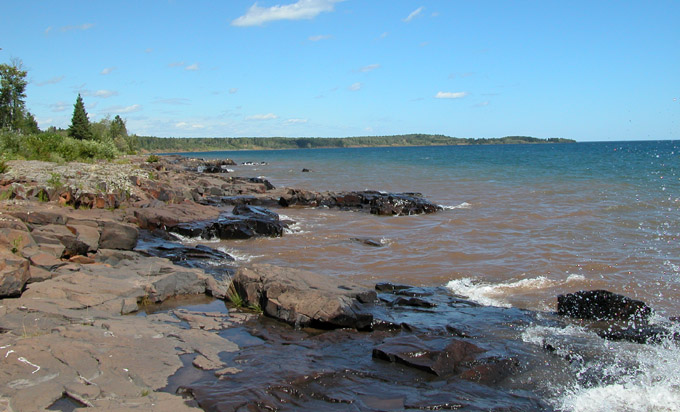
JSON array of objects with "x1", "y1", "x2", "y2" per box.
[
  {"x1": 47, "y1": 172, "x2": 63, "y2": 188},
  {"x1": 0, "y1": 159, "x2": 8, "y2": 174},
  {"x1": 141, "y1": 389, "x2": 150, "y2": 397},
  {"x1": 139, "y1": 294, "x2": 152, "y2": 307},
  {"x1": 146, "y1": 154, "x2": 160, "y2": 163},
  {"x1": 37, "y1": 190, "x2": 49, "y2": 202},
  {"x1": 0, "y1": 187, "x2": 14, "y2": 201},
  {"x1": 227, "y1": 282, "x2": 244, "y2": 308},
  {"x1": 11, "y1": 236, "x2": 22, "y2": 254},
  {"x1": 248, "y1": 302, "x2": 263, "y2": 314}
]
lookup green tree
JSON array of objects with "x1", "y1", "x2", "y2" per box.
[
  {"x1": 110, "y1": 115, "x2": 127, "y2": 139},
  {"x1": 0, "y1": 59, "x2": 28, "y2": 131},
  {"x1": 68, "y1": 93, "x2": 93, "y2": 140}
]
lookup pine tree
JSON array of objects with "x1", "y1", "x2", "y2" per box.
[{"x1": 68, "y1": 94, "x2": 93, "y2": 140}]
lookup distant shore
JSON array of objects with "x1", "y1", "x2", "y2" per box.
[{"x1": 137, "y1": 134, "x2": 576, "y2": 153}]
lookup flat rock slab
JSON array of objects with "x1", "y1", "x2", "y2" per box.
[{"x1": 233, "y1": 264, "x2": 377, "y2": 330}]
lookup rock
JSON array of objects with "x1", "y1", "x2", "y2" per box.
[
  {"x1": 132, "y1": 202, "x2": 220, "y2": 229},
  {"x1": 301, "y1": 168, "x2": 311, "y2": 172},
  {"x1": 557, "y1": 290, "x2": 652, "y2": 322},
  {"x1": 67, "y1": 224, "x2": 100, "y2": 253},
  {"x1": 279, "y1": 189, "x2": 442, "y2": 216},
  {"x1": 232, "y1": 264, "x2": 377, "y2": 330},
  {"x1": 98, "y1": 221, "x2": 139, "y2": 250},
  {"x1": 0, "y1": 249, "x2": 31, "y2": 297},
  {"x1": 168, "y1": 205, "x2": 287, "y2": 240},
  {"x1": 596, "y1": 324, "x2": 680, "y2": 344},
  {"x1": 375, "y1": 282, "x2": 413, "y2": 293},
  {"x1": 458, "y1": 357, "x2": 519, "y2": 384},
  {"x1": 350, "y1": 237, "x2": 384, "y2": 247},
  {"x1": 372, "y1": 335, "x2": 486, "y2": 376},
  {"x1": 28, "y1": 252, "x2": 67, "y2": 272},
  {"x1": 387, "y1": 296, "x2": 436, "y2": 308}
]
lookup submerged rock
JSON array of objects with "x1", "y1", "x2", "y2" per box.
[
  {"x1": 557, "y1": 289, "x2": 652, "y2": 322},
  {"x1": 232, "y1": 264, "x2": 377, "y2": 330}
]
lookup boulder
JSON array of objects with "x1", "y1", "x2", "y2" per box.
[
  {"x1": 0, "y1": 249, "x2": 30, "y2": 297},
  {"x1": 232, "y1": 264, "x2": 377, "y2": 330},
  {"x1": 99, "y1": 221, "x2": 139, "y2": 250},
  {"x1": 557, "y1": 290, "x2": 652, "y2": 322},
  {"x1": 168, "y1": 205, "x2": 287, "y2": 240}
]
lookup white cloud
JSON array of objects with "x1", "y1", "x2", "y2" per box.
[
  {"x1": 50, "y1": 101, "x2": 69, "y2": 112},
  {"x1": 360, "y1": 63, "x2": 380, "y2": 72},
  {"x1": 85, "y1": 89, "x2": 118, "y2": 98},
  {"x1": 175, "y1": 122, "x2": 189, "y2": 128},
  {"x1": 100, "y1": 67, "x2": 115, "y2": 75},
  {"x1": 246, "y1": 113, "x2": 278, "y2": 120},
  {"x1": 285, "y1": 118, "x2": 308, "y2": 125},
  {"x1": 380, "y1": 32, "x2": 388, "y2": 39},
  {"x1": 232, "y1": 0, "x2": 343, "y2": 27},
  {"x1": 168, "y1": 61, "x2": 185, "y2": 67},
  {"x1": 36, "y1": 75, "x2": 65, "y2": 86},
  {"x1": 44, "y1": 26, "x2": 53, "y2": 35},
  {"x1": 349, "y1": 82, "x2": 362, "y2": 91},
  {"x1": 106, "y1": 104, "x2": 142, "y2": 114},
  {"x1": 144, "y1": 48, "x2": 153, "y2": 53},
  {"x1": 229, "y1": 88, "x2": 238, "y2": 94},
  {"x1": 403, "y1": 7, "x2": 424, "y2": 22},
  {"x1": 309, "y1": 34, "x2": 332, "y2": 41},
  {"x1": 185, "y1": 63, "x2": 200, "y2": 71},
  {"x1": 435, "y1": 91, "x2": 468, "y2": 99}
]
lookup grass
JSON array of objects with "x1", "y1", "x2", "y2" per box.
[
  {"x1": 146, "y1": 154, "x2": 160, "y2": 163},
  {"x1": 0, "y1": 130, "x2": 120, "y2": 163},
  {"x1": 47, "y1": 172, "x2": 63, "y2": 189}
]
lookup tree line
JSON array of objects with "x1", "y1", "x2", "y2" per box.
[{"x1": 0, "y1": 59, "x2": 138, "y2": 163}]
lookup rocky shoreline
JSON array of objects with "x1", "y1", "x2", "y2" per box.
[
  {"x1": 0, "y1": 155, "x2": 444, "y2": 411},
  {"x1": 1, "y1": 155, "x2": 674, "y2": 411}
]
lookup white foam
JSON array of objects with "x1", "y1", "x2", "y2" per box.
[
  {"x1": 446, "y1": 274, "x2": 586, "y2": 308},
  {"x1": 217, "y1": 247, "x2": 261, "y2": 263},
  {"x1": 169, "y1": 232, "x2": 220, "y2": 243},
  {"x1": 522, "y1": 323, "x2": 680, "y2": 412},
  {"x1": 440, "y1": 202, "x2": 472, "y2": 210}
]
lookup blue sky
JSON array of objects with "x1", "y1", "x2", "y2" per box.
[{"x1": 2, "y1": 0, "x2": 678, "y2": 141}]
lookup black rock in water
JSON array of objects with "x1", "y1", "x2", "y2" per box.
[{"x1": 557, "y1": 289, "x2": 652, "y2": 322}]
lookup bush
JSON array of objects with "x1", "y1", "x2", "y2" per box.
[
  {"x1": 0, "y1": 131, "x2": 120, "y2": 162},
  {"x1": 0, "y1": 159, "x2": 8, "y2": 173}
]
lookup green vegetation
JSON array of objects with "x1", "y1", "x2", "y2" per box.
[
  {"x1": 145, "y1": 154, "x2": 160, "y2": 163},
  {"x1": 0, "y1": 58, "x2": 139, "y2": 163},
  {"x1": 137, "y1": 134, "x2": 575, "y2": 152},
  {"x1": 0, "y1": 159, "x2": 8, "y2": 173},
  {"x1": 68, "y1": 94, "x2": 93, "y2": 141}
]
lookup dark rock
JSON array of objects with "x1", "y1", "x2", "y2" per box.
[
  {"x1": 557, "y1": 290, "x2": 652, "y2": 322},
  {"x1": 98, "y1": 221, "x2": 139, "y2": 250},
  {"x1": 247, "y1": 177, "x2": 275, "y2": 191},
  {"x1": 351, "y1": 237, "x2": 384, "y2": 247},
  {"x1": 279, "y1": 189, "x2": 441, "y2": 216},
  {"x1": 375, "y1": 282, "x2": 413, "y2": 293},
  {"x1": 372, "y1": 335, "x2": 486, "y2": 376},
  {"x1": 232, "y1": 264, "x2": 377, "y2": 330},
  {"x1": 596, "y1": 324, "x2": 680, "y2": 344},
  {"x1": 301, "y1": 168, "x2": 311, "y2": 172},
  {"x1": 387, "y1": 296, "x2": 437, "y2": 308},
  {"x1": 168, "y1": 205, "x2": 287, "y2": 240}
]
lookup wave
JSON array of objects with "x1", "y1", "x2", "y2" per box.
[
  {"x1": 445, "y1": 274, "x2": 586, "y2": 308},
  {"x1": 521, "y1": 323, "x2": 680, "y2": 412},
  {"x1": 216, "y1": 247, "x2": 262, "y2": 263},
  {"x1": 440, "y1": 202, "x2": 472, "y2": 210}
]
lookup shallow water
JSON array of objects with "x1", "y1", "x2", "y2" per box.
[{"x1": 170, "y1": 141, "x2": 680, "y2": 410}]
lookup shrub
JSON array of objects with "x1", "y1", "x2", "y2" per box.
[
  {"x1": 146, "y1": 154, "x2": 160, "y2": 163},
  {"x1": 0, "y1": 159, "x2": 8, "y2": 173}
]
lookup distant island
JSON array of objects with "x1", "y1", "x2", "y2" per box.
[{"x1": 137, "y1": 134, "x2": 576, "y2": 152}]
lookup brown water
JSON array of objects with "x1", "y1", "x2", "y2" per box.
[{"x1": 171, "y1": 142, "x2": 680, "y2": 411}]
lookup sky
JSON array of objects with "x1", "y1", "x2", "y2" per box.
[{"x1": 1, "y1": 0, "x2": 678, "y2": 141}]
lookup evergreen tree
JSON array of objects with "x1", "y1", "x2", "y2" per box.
[
  {"x1": 0, "y1": 59, "x2": 28, "y2": 131},
  {"x1": 68, "y1": 94, "x2": 93, "y2": 140},
  {"x1": 109, "y1": 115, "x2": 127, "y2": 139}
]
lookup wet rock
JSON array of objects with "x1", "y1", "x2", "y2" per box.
[
  {"x1": 168, "y1": 205, "x2": 287, "y2": 240},
  {"x1": 375, "y1": 282, "x2": 413, "y2": 293},
  {"x1": 351, "y1": 237, "x2": 384, "y2": 247},
  {"x1": 387, "y1": 296, "x2": 437, "y2": 308},
  {"x1": 0, "y1": 249, "x2": 30, "y2": 297},
  {"x1": 98, "y1": 220, "x2": 139, "y2": 250},
  {"x1": 301, "y1": 168, "x2": 311, "y2": 172},
  {"x1": 232, "y1": 264, "x2": 377, "y2": 330},
  {"x1": 557, "y1": 290, "x2": 652, "y2": 322},
  {"x1": 372, "y1": 335, "x2": 486, "y2": 376},
  {"x1": 596, "y1": 324, "x2": 680, "y2": 344},
  {"x1": 279, "y1": 189, "x2": 442, "y2": 216},
  {"x1": 459, "y1": 357, "x2": 519, "y2": 384}
]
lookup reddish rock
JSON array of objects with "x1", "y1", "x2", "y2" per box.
[
  {"x1": 0, "y1": 249, "x2": 31, "y2": 297},
  {"x1": 98, "y1": 220, "x2": 139, "y2": 250}
]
